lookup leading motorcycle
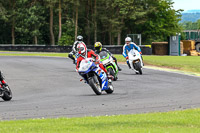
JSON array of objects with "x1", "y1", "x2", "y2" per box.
[{"x1": 78, "y1": 58, "x2": 114, "y2": 95}]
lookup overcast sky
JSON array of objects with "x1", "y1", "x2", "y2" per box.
[{"x1": 172, "y1": 0, "x2": 200, "y2": 11}]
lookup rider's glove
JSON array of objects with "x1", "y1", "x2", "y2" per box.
[
  {"x1": 139, "y1": 52, "x2": 142, "y2": 54},
  {"x1": 126, "y1": 56, "x2": 129, "y2": 60},
  {"x1": 95, "y1": 59, "x2": 100, "y2": 64},
  {"x1": 95, "y1": 61, "x2": 100, "y2": 65}
]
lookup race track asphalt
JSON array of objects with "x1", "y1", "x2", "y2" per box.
[{"x1": 0, "y1": 56, "x2": 200, "y2": 120}]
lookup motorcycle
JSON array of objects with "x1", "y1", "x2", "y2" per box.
[
  {"x1": 78, "y1": 58, "x2": 114, "y2": 95},
  {"x1": 99, "y1": 51, "x2": 118, "y2": 81},
  {"x1": 128, "y1": 49, "x2": 143, "y2": 75},
  {"x1": 0, "y1": 71, "x2": 12, "y2": 101}
]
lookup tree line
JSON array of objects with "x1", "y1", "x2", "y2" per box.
[
  {"x1": 179, "y1": 19, "x2": 200, "y2": 40},
  {"x1": 180, "y1": 20, "x2": 200, "y2": 30},
  {"x1": 0, "y1": 0, "x2": 182, "y2": 46}
]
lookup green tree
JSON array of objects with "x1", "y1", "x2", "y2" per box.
[
  {"x1": 134, "y1": 0, "x2": 182, "y2": 44},
  {"x1": 0, "y1": 0, "x2": 183, "y2": 46},
  {"x1": 15, "y1": 0, "x2": 46, "y2": 44},
  {"x1": 0, "y1": 0, "x2": 17, "y2": 45}
]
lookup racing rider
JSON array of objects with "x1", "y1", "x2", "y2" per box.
[
  {"x1": 122, "y1": 37, "x2": 143, "y2": 69},
  {"x1": 0, "y1": 71, "x2": 7, "y2": 88},
  {"x1": 94, "y1": 42, "x2": 122, "y2": 71},
  {"x1": 68, "y1": 35, "x2": 86, "y2": 64},
  {"x1": 76, "y1": 43, "x2": 113, "y2": 79}
]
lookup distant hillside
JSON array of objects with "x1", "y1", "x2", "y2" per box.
[
  {"x1": 183, "y1": 9, "x2": 200, "y2": 13},
  {"x1": 181, "y1": 13, "x2": 200, "y2": 22}
]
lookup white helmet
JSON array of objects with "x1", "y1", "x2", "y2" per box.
[
  {"x1": 77, "y1": 42, "x2": 87, "y2": 55},
  {"x1": 125, "y1": 37, "x2": 132, "y2": 42},
  {"x1": 77, "y1": 35, "x2": 83, "y2": 41}
]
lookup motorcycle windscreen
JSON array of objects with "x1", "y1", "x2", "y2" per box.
[
  {"x1": 128, "y1": 49, "x2": 141, "y2": 62},
  {"x1": 78, "y1": 59, "x2": 93, "y2": 72},
  {"x1": 99, "y1": 51, "x2": 109, "y2": 60}
]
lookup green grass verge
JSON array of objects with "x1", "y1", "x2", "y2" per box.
[
  {"x1": 0, "y1": 51, "x2": 200, "y2": 73},
  {"x1": 1, "y1": 109, "x2": 200, "y2": 133},
  {"x1": 0, "y1": 51, "x2": 68, "y2": 57},
  {"x1": 143, "y1": 56, "x2": 200, "y2": 74}
]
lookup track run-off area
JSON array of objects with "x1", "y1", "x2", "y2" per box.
[{"x1": 0, "y1": 56, "x2": 200, "y2": 120}]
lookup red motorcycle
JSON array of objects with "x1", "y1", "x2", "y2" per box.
[{"x1": 0, "y1": 71, "x2": 12, "y2": 101}]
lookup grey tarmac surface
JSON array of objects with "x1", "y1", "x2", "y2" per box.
[{"x1": 0, "y1": 56, "x2": 200, "y2": 120}]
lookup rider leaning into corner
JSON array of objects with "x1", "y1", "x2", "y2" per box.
[
  {"x1": 122, "y1": 37, "x2": 143, "y2": 69},
  {"x1": 76, "y1": 43, "x2": 114, "y2": 80},
  {"x1": 68, "y1": 35, "x2": 86, "y2": 64},
  {"x1": 0, "y1": 71, "x2": 7, "y2": 88},
  {"x1": 94, "y1": 42, "x2": 122, "y2": 71}
]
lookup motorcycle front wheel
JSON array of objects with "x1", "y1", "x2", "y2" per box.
[
  {"x1": 88, "y1": 75, "x2": 102, "y2": 95},
  {"x1": 133, "y1": 62, "x2": 142, "y2": 75},
  {"x1": 107, "y1": 68, "x2": 117, "y2": 81},
  {"x1": 105, "y1": 80, "x2": 114, "y2": 94},
  {"x1": 2, "y1": 85, "x2": 12, "y2": 101}
]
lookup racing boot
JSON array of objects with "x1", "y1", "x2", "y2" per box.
[
  {"x1": 127, "y1": 61, "x2": 131, "y2": 69},
  {"x1": 118, "y1": 66, "x2": 122, "y2": 71},
  {"x1": 68, "y1": 54, "x2": 76, "y2": 64},
  {"x1": 141, "y1": 55, "x2": 144, "y2": 66},
  {"x1": 106, "y1": 72, "x2": 114, "y2": 80},
  {"x1": 0, "y1": 84, "x2": 3, "y2": 97},
  {"x1": 113, "y1": 57, "x2": 122, "y2": 71}
]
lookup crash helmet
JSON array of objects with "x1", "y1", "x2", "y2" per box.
[
  {"x1": 77, "y1": 35, "x2": 83, "y2": 41},
  {"x1": 125, "y1": 37, "x2": 132, "y2": 42},
  {"x1": 77, "y1": 42, "x2": 87, "y2": 55},
  {"x1": 94, "y1": 42, "x2": 102, "y2": 53}
]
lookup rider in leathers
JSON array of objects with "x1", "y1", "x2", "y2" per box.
[
  {"x1": 122, "y1": 37, "x2": 143, "y2": 69},
  {"x1": 94, "y1": 42, "x2": 122, "y2": 71},
  {"x1": 0, "y1": 71, "x2": 7, "y2": 88},
  {"x1": 76, "y1": 43, "x2": 113, "y2": 80},
  {"x1": 68, "y1": 35, "x2": 86, "y2": 64}
]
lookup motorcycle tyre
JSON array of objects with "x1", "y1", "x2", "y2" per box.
[
  {"x1": 105, "y1": 82, "x2": 114, "y2": 94},
  {"x1": 88, "y1": 76, "x2": 102, "y2": 95},
  {"x1": 107, "y1": 68, "x2": 117, "y2": 81},
  {"x1": 2, "y1": 86, "x2": 12, "y2": 101}
]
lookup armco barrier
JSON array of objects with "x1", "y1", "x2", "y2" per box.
[{"x1": 0, "y1": 45, "x2": 152, "y2": 55}]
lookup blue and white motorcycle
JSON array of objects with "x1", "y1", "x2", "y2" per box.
[{"x1": 78, "y1": 58, "x2": 114, "y2": 95}]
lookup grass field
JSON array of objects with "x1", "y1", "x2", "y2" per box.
[
  {"x1": 143, "y1": 56, "x2": 200, "y2": 73},
  {"x1": 1, "y1": 109, "x2": 200, "y2": 133}
]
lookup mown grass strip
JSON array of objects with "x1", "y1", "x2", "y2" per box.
[
  {"x1": 143, "y1": 56, "x2": 200, "y2": 74},
  {"x1": 1, "y1": 109, "x2": 200, "y2": 133},
  {"x1": 0, "y1": 51, "x2": 68, "y2": 57}
]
